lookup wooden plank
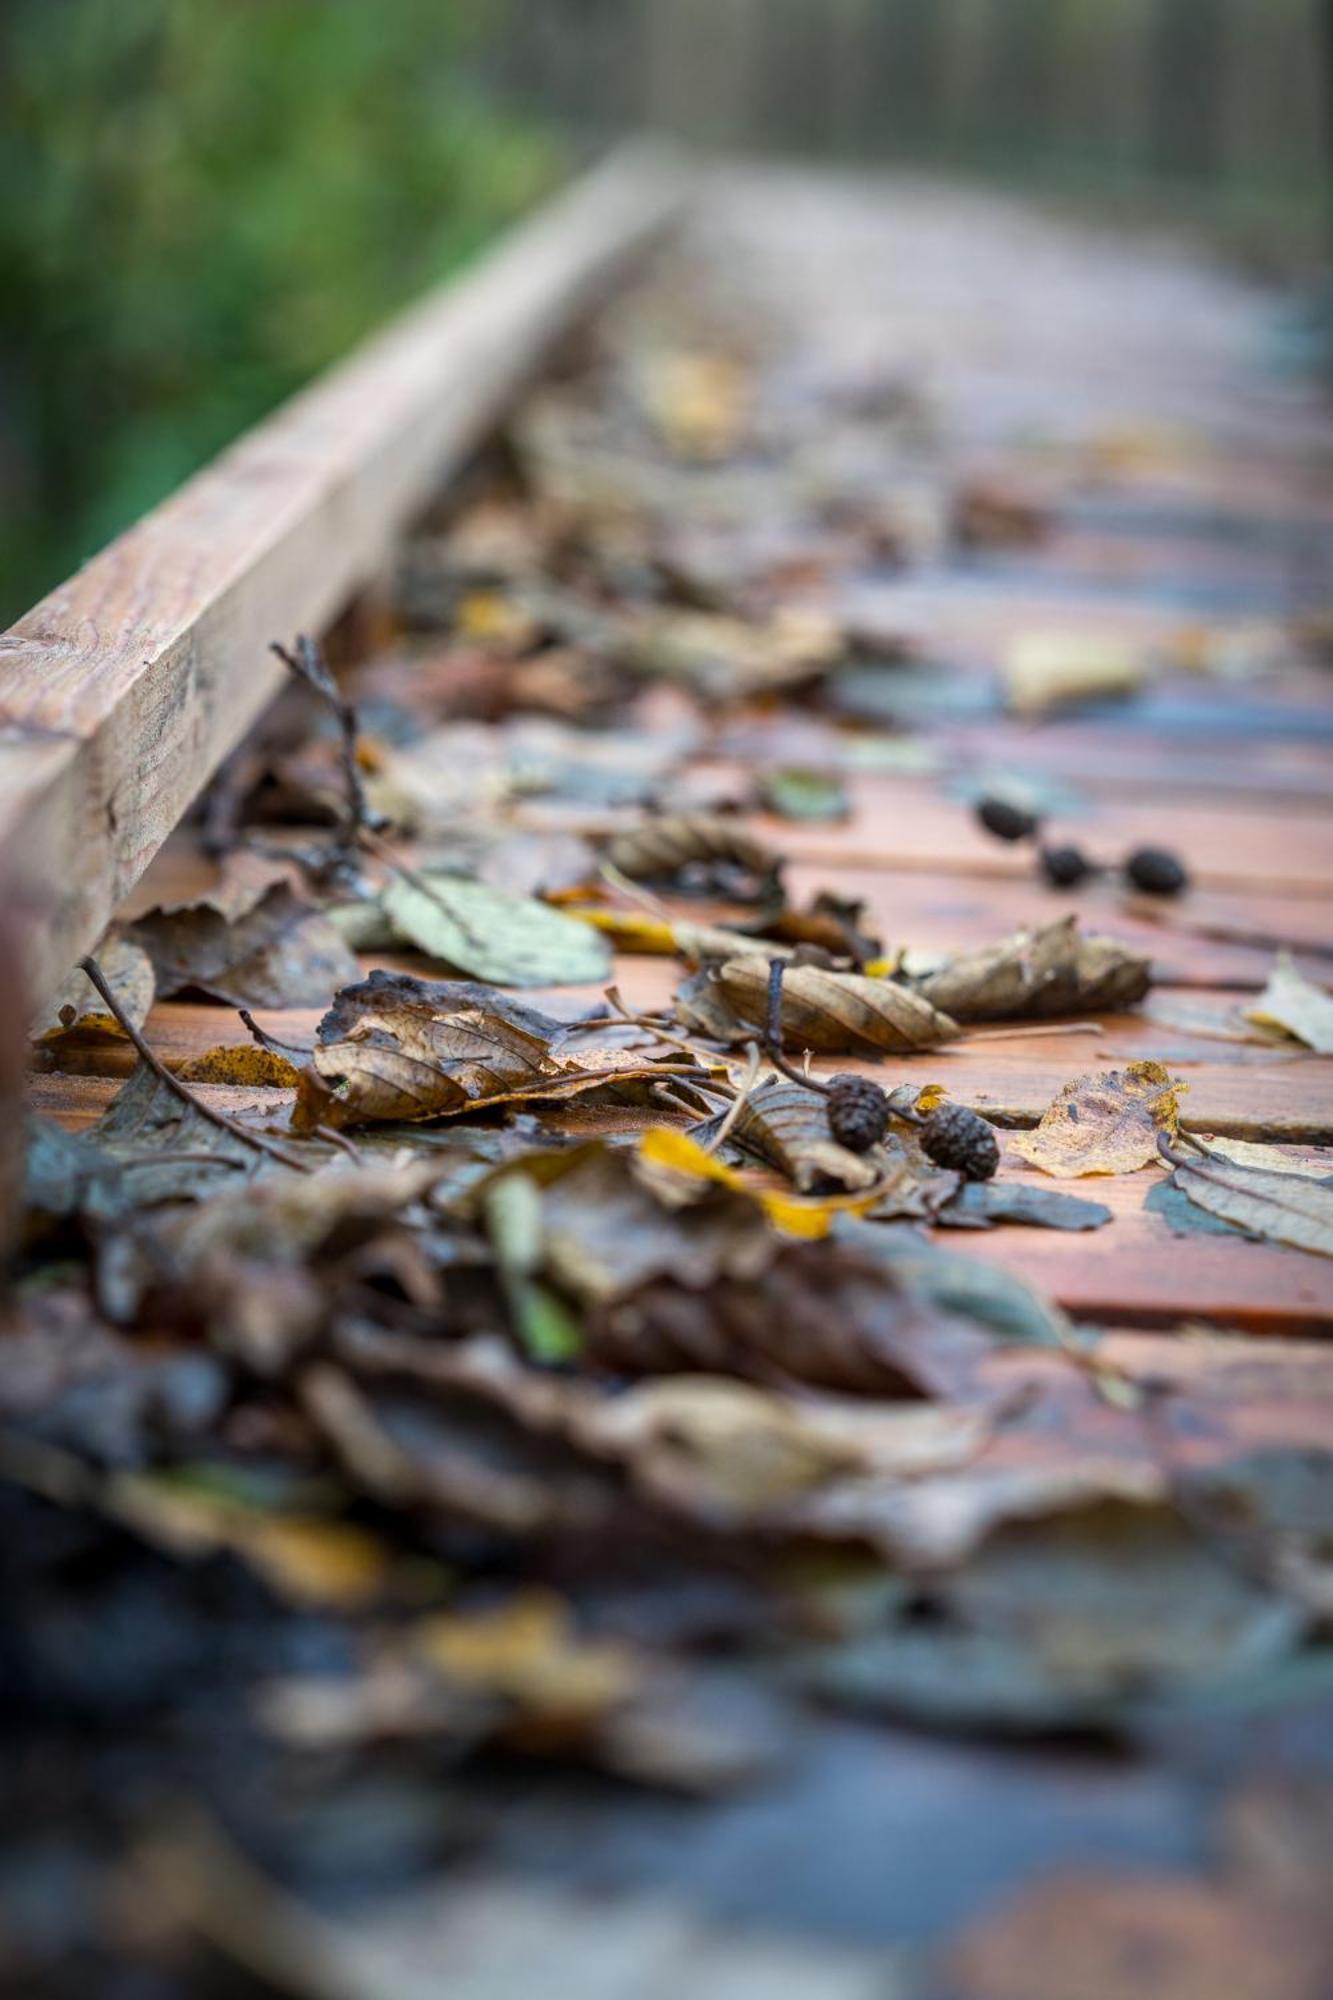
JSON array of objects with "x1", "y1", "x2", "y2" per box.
[
  {"x1": 0, "y1": 143, "x2": 686, "y2": 1016},
  {"x1": 755, "y1": 776, "x2": 1333, "y2": 894}
]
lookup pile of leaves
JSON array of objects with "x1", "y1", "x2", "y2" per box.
[{"x1": 8, "y1": 263, "x2": 1333, "y2": 1999}]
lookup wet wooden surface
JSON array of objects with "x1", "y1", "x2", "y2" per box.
[{"x1": 19, "y1": 168, "x2": 1333, "y2": 1979}]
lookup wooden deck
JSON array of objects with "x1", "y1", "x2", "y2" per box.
[
  {"x1": 15, "y1": 165, "x2": 1333, "y2": 1986},
  {"x1": 30, "y1": 165, "x2": 1333, "y2": 1342}
]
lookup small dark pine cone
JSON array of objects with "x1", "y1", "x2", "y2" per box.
[
  {"x1": 976, "y1": 795, "x2": 1040, "y2": 843},
  {"x1": 1125, "y1": 845, "x2": 1189, "y2": 896},
  {"x1": 920, "y1": 1102, "x2": 1000, "y2": 1181},
  {"x1": 1039, "y1": 842, "x2": 1094, "y2": 888},
  {"x1": 826, "y1": 1074, "x2": 890, "y2": 1153}
]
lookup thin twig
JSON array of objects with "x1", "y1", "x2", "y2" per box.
[
  {"x1": 314, "y1": 1124, "x2": 365, "y2": 1164},
  {"x1": 77, "y1": 956, "x2": 313, "y2": 1174},
  {"x1": 700, "y1": 1042, "x2": 762, "y2": 1155},
  {"x1": 238, "y1": 1007, "x2": 314, "y2": 1058},
  {"x1": 271, "y1": 635, "x2": 375, "y2": 860}
]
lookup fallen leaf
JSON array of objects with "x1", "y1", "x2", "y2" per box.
[
  {"x1": 33, "y1": 936, "x2": 156, "y2": 1053},
  {"x1": 1003, "y1": 629, "x2": 1147, "y2": 714},
  {"x1": 175, "y1": 1045, "x2": 304, "y2": 1087},
  {"x1": 1200, "y1": 1137, "x2": 1332, "y2": 1180},
  {"x1": 809, "y1": 1497, "x2": 1303, "y2": 1732},
  {"x1": 637, "y1": 1123, "x2": 940, "y2": 1237},
  {"x1": 128, "y1": 880, "x2": 357, "y2": 1007},
  {"x1": 714, "y1": 955, "x2": 957, "y2": 1054},
  {"x1": 916, "y1": 916, "x2": 1150, "y2": 1022},
  {"x1": 381, "y1": 869, "x2": 611, "y2": 986},
  {"x1": 293, "y1": 971, "x2": 704, "y2": 1130},
  {"x1": 1243, "y1": 952, "x2": 1333, "y2": 1053},
  {"x1": 730, "y1": 1077, "x2": 882, "y2": 1192},
  {"x1": 1012, "y1": 1062, "x2": 1183, "y2": 1177},
  {"x1": 605, "y1": 813, "x2": 780, "y2": 895},
  {"x1": 938, "y1": 1182, "x2": 1113, "y2": 1231},
  {"x1": 584, "y1": 1236, "x2": 993, "y2": 1399},
  {"x1": 1166, "y1": 1145, "x2": 1333, "y2": 1258},
  {"x1": 756, "y1": 766, "x2": 849, "y2": 822},
  {"x1": 414, "y1": 1591, "x2": 634, "y2": 1722},
  {"x1": 621, "y1": 606, "x2": 841, "y2": 702}
]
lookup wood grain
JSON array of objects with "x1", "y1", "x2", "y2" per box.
[{"x1": 0, "y1": 143, "x2": 686, "y2": 1015}]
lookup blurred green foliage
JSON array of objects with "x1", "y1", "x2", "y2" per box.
[{"x1": 0, "y1": 0, "x2": 559, "y2": 622}]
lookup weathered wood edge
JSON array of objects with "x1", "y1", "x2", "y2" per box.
[{"x1": 0, "y1": 141, "x2": 688, "y2": 1012}]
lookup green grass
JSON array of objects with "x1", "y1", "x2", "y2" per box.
[{"x1": 0, "y1": 0, "x2": 560, "y2": 623}]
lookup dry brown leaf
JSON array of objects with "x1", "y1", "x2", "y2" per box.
[
  {"x1": 1167, "y1": 1145, "x2": 1333, "y2": 1258},
  {"x1": 1012, "y1": 1061, "x2": 1183, "y2": 1177},
  {"x1": 584, "y1": 1239, "x2": 993, "y2": 1399},
  {"x1": 293, "y1": 971, "x2": 704, "y2": 1131},
  {"x1": 1243, "y1": 953, "x2": 1333, "y2": 1054},
  {"x1": 730, "y1": 1078, "x2": 883, "y2": 1192},
  {"x1": 715, "y1": 955, "x2": 957, "y2": 1055},
  {"x1": 34, "y1": 936, "x2": 156, "y2": 1052},
  {"x1": 916, "y1": 916, "x2": 1150, "y2": 1023},
  {"x1": 128, "y1": 880, "x2": 357, "y2": 1008},
  {"x1": 605, "y1": 813, "x2": 779, "y2": 890}
]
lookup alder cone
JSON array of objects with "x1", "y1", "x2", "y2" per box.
[{"x1": 582, "y1": 1243, "x2": 990, "y2": 1400}]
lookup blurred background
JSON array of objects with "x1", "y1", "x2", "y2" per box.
[{"x1": 2, "y1": 0, "x2": 1328, "y2": 626}]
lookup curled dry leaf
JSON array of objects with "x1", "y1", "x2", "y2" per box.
[
  {"x1": 128, "y1": 880, "x2": 357, "y2": 1008},
  {"x1": 1166, "y1": 1144, "x2": 1333, "y2": 1259},
  {"x1": 584, "y1": 1238, "x2": 994, "y2": 1399},
  {"x1": 621, "y1": 606, "x2": 842, "y2": 702},
  {"x1": 34, "y1": 936, "x2": 156, "y2": 1054},
  {"x1": 730, "y1": 1077, "x2": 883, "y2": 1192},
  {"x1": 1012, "y1": 1061, "x2": 1183, "y2": 1178},
  {"x1": 605, "y1": 813, "x2": 779, "y2": 892},
  {"x1": 1243, "y1": 952, "x2": 1333, "y2": 1054},
  {"x1": 916, "y1": 916, "x2": 1150, "y2": 1023},
  {"x1": 292, "y1": 970, "x2": 707, "y2": 1131},
  {"x1": 716, "y1": 955, "x2": 957, "y2": 1055}
]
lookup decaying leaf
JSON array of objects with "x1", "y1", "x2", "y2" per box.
[
  {"x1": 293, "y1": 971, "x2": 708, "y2": 1131},
  {"x1": 807, "y1": 1496, "x2": 1304, "y2": 1732},
  {"x1": 175, "y1": 1045, "x2": 304, "y2": 1087},
  {"x1": 636, "y1": 1124, "x2": 952, "y2": 1237},
  {"x1": 1012, "y1": 1062, "x2": 1183, "y2": 1178},
  {"x1": 713, "y1": 955, "x2": 957, "y2": 1055},
  {"x1": 584, "y1": 1237, "x2": 994, "y2": 1399},
  {"x1": 1243, "y1": 952, "x2": 1333, "y2": 1054},
  {"x1": 605, "y1": 813, "x2": 780, "y2": 895},
  {"x1": 729, "y1": 1077, "x2": 883, "y2": 1192},
  {"x1": 128, "y1": 880, "x2": 357, "y2": 1008},
  {"x1": 621, "y1": 606, "x2": 842, "y2": 702},
  {"x1": 938, "y1": 1182, "x2": 1113, "y2": 1231},
  {"x1": 1003, "y1": 629, "x2": 1148, "y2": 714},
  {"x1": 34, "y1": 936, "x2": 156, "y2": 1054},
  {"x1": 1166, "y1": 1143, "x2": 1333, "y2": 1258},
  {"x1": 381, "y1": 868, "x2": 611, "y2": 986},
  {"x1": 916, "y1": 916, "x2": 1150, "y2": 1022},
  {"x1": 91, "y1": 1061, "x2": 270, "y2": 1203}
]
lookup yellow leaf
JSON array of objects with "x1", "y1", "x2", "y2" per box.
[
  {"x1": 637, "y1": 1127, "x2": 891, "y2": 1240},
  {"x1": 1003, "y1": 631, "x2": 1147, "y2": 715},
  {"x1": 414, "y1": 1590, "x2": 633, "y2": 1718},
  {"x1": 176, "y1": 1044, "x2": 304, "y2": 1086},
  {"x1": 1012, "y1": 1062, "x2": 1184, "y2": 1178}
]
